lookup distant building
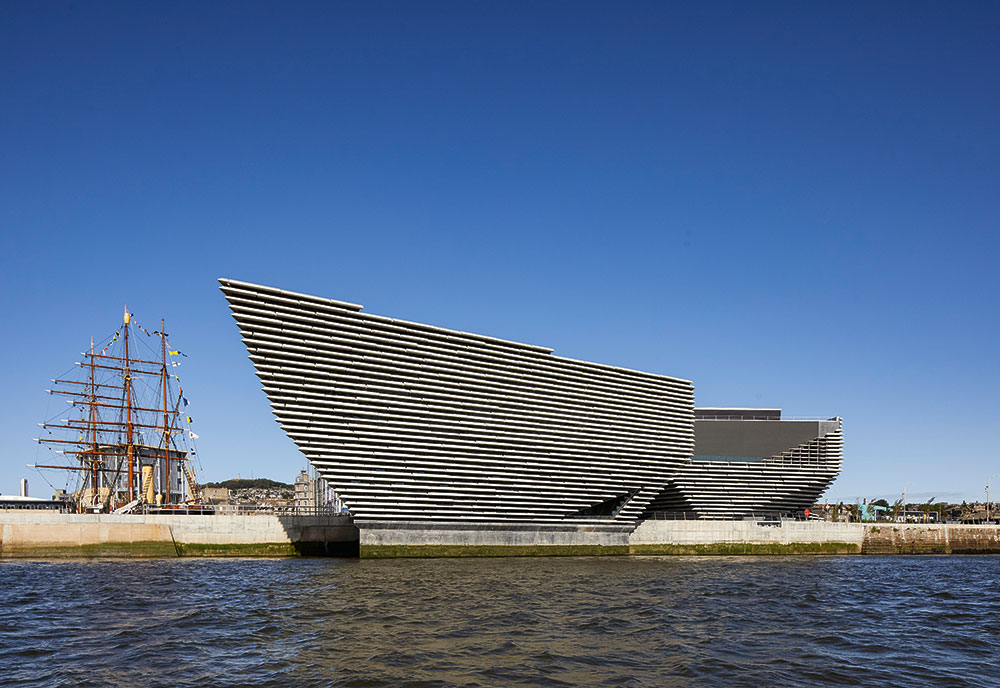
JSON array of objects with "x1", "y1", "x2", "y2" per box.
[
  {"x1": 294, "y1": 469, "x2": 314, "y2": 510},
  {"x1": 294, "y1": 468, "x2": 343, "y2": 513},
  {"x1": 202, "y1": 487, "x2": 231, "y2": 504},
  {"x1": 0, "y1": 480, "x2": 65, "y2": 511},
  {"x1": 0, "y1": 495, "x2": 64, "y2": 511}
]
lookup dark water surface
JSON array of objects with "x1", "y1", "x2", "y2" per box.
[{"x1": 1, "y1": 556, "x2": 999, "y2": 687}]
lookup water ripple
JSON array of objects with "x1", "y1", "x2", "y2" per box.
[{"x1": 1, "y1": 556, "x2": 999, "y2": 686}]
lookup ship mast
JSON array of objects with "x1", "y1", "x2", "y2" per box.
[
  {"x1": 88, "y1": 337, "x2": 99, "y2": 508},
  {"x1": 123, "y1": 306, "x2": 135, "y2": 503},
  {"x1": 160, "y1": 318, "x2": 171, "y2": 504}
]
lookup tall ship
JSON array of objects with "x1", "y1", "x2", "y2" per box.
[{"x1": 33, "y1": 308, "x2": 203, "y2": 513}]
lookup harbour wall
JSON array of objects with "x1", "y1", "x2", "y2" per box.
[
  {"x1": 629, "y1": 519, "x2": 864, "y2": 555},
  {"x1": 0, "y1": 512, "x2": 359, "y2": 557},
  {"x1": 3, "y1": 513, "x2": 1000, "y2": 557},
  {"x1": 629, "y1": 521, "x2": 1000, "y2": 555},
  {"x1": 861, "y1": 523, "x2": 1000, "y2": 554}
]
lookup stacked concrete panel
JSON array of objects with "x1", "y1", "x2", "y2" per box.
[
  {"x1": 219, "y1": 279, "x2": 696, "y2": 524},
  {"x1": 220, "y1": 280, "x2": 844, "y2": 529}
]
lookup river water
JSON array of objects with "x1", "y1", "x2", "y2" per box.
[{"x1": 1, "y1": 555, "x2": 998, "y2": 687}]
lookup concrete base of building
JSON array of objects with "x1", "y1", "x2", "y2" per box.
[
  {"x1": 359, "y1": 520, "x2": 1000, "y2": 557},
  {"x1": 363, "y1": 544, "x2": 630, "y2": 558},
  {"x1": 630, "y1": 518, "x2": 864, "y2": 554},
  {"x1": 356, "y1": 520, "x2": 632, "y2": 558}
]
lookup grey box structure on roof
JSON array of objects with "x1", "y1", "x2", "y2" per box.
[{"x1": 220, "y1": 279, "x2": 843, "y2": 522}]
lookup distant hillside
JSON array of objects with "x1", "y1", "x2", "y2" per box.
[{"x1": 202, "y1": 478, "x2": 292, "y2": 490}]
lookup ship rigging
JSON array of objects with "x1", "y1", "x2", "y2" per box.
[{"x1": 33, "y1": 307, "x2": 203, "y2": 512}]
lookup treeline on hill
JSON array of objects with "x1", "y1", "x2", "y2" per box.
[{"x1": 202, "y1": 478, "x2": 292, "y2": 490}]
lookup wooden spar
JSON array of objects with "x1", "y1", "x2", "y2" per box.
[
  {"x1": 44, "y1": 420, "x2": 174, "y2": 432},
  {"x1": 161, "y1": 318, "x2": 171, "y2": 504},
  {"x1": 89, "y1": 337, "x2": 99, "y2": 507},
  {"x1": 50, "y1": 389, "x2": 133, "y2": 402},
  {"x1": 33, "y1": 464, "x2": 96, "y2": 472},
  {"x1": 57, "y1": 400, "x2": 178, "y2": 414},
  {"x1": 88, "y1": 352, "x2": 166, "y2": 366},
  {"x1": 39, "y1": 437, "x2": 183, "y2": 446},
  {"x1": 124, "y1": 307, "x2": 134, "y2": 502},
  {"x1": 52, "y1": 379, "x2": 123, "y2": 389},
  {"x1": 43, "y1": 448, "x2": 189, "y2": 460},
  {"x1": 76, "y1": 361, "x2": 164, "y2": 375}
]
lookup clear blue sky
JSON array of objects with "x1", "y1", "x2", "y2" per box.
[{"x1": 2, "y1": 2, "x2": 997, "y2": 504}]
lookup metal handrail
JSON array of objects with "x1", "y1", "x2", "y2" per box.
[
  {"x1": 639, "y1": 510, "x2": 810, "y2": 522},
  {"x1": 1, "y1": 499, "x2": 351, "y2": 516},
  {"x1": 209, "y1": 504, "x2": 347, "y2": 516},
  {"x1": 695, "y1": 416, "x2": 840, "y2": 422},
  {"x1": 122, "y1": 504, "x2": 349, "y2": 517}
]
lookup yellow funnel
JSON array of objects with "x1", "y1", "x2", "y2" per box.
[{"x1": 141, "y1": 465, "x2": 154, "y2": 503}]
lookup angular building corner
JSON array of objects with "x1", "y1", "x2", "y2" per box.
[
  {"x1": 645, "y1": 409, "x2": 843, "y2": 519},
  {"x1": 219, "y1": 278, "x2": 842, "y2": 529}
]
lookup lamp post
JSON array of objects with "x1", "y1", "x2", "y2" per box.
[
  {"x1": 988, "y1": 475, "x2": 999, "y2": 524},
  {"x1": 902, "y1": 482, "x2": 911, "y2": 523}
]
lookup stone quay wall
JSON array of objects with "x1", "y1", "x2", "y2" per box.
[
  {"x1": 629, "y1": 520, "x2": 1000, "y2": 555},
  {"x1": 3, "y1": 512, "x2": 999, "y2": 557},
  {"x1": 861, "y1": 523, "x2": 1000, "y2": 555},
  {"x1": 0, "y1": 512, "x2": 359, "y2": 557}
]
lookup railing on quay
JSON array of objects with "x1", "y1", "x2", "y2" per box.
[
  {"x1": 210, "y1": 504, "x2": 346, "y2": 516},
  {"x1": 640, "y1": 510, "x2": 813, "y2": 522},
  {"x1": 640, "y1": 510, "x2": 1000, "y2": 525},
  {"x1": 8, "y1": 503, "x2": 353, "y2": 516},
  {"x1": 694, "y1": 415, "x2": 841, "y2": 422},
  {"x1": 139, "y1": 504, "x2": 349, "y2": 517}
]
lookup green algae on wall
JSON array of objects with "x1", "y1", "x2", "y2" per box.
[
  {"x1": 1, "y1": 540, "x2": 179, "y2": 558},
  {"x1": 2, "y1": 539, "x2": 360, "y2": 559},
  {"x1": 860, "y1": 524, "x2": 1000, "y2": 555},
  {"x1": 361, "y1": 544, "x2": 631, "y2": 558},
  {"x1": 173, "y1": 542, "x2": 301, "y2": 557},
  {"x1": 174, "y1": 540, "x2": 360, "y2": 557},
  {"x1": 629, "y1": 542, "x2": 862, "y2": 556}
]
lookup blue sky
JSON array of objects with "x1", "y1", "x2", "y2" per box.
[{"x1": 1, "y1": 2, "x2": 997, "y2": 503}]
